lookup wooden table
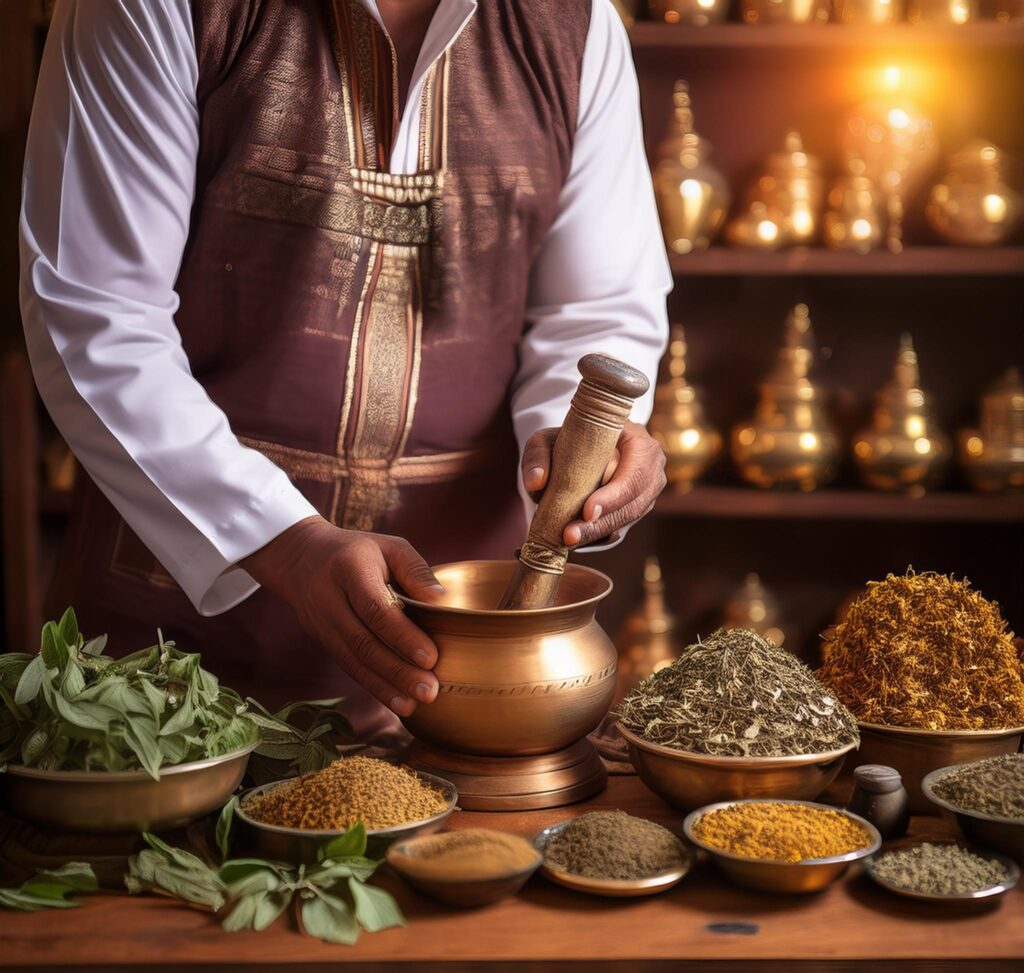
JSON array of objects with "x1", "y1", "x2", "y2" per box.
[{"x1": 1, "y1": 775, "x2": 1021, "y2": 973}]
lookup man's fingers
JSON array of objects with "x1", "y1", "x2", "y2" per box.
[
  {"x1": 350, "y1": 570, "x2": 439, "y2": 670},
  {"x1": 521, "y1": 427, "x2": 559, "y2": 496},
  {"x1": 382, "y1": 537, "x2": 445, "y2": 601},
  {"x1": 566, "y1": 498, "x2": 658, "y2": 548}
]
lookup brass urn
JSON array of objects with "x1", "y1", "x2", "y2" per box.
[
  {"x1": 927, "y1": 141, "x2": 1022, "y2": 247},
  {"x1": 727, "y1": 132, "x2": 825, "y2": 249},
  {"x1": 853, "y1": 334, "x2": 950, "y2": 495},
  {"x1": 653, "y1": 81, "x2": 730, "y2": 255},
  {"x1": 741, "y1": 0, "x2": 831, "y2": 20},
  {"x1": 649, "y1": 0, "x2": 729, "y2": 24},
  {"x1": 825, "y1": 166, "x2": 884, "y2": 254},
  {"x1": 649, "y1": 325, "x2": 722, "y2": 492},
  {"x1": 959, "y1": 368, "x2": 1024, "y2": 493},
  {"x1": 615, "y1": 556, "x2": 680, "y2": 700},
  {"x1": 721, "y1": 573, "x2": 786, "y2": 649},
  {"x1": 732, "y1": 304, "x2": 839, "y2": 491}
]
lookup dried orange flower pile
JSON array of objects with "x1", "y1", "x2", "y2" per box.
[
  {"x1": 244, "y1": 756, "x2": 448, "y2": 831},
  {"x1": 818, "y1": 571, "x2": 1024, "y2": 731}
]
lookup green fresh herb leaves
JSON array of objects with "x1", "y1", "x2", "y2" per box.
[
  {"x1": 123, "y1": 823, "x2": 403, "y2": 944},
  {"x1": 0, "y1": 862, "x2": 98, "y2": 911},
  {"x1": 245, "y1": 698, "x2": 354, "y2": 785},
  {"x1": 0, "y1": 609, "x2": 257, "y2": 779}
]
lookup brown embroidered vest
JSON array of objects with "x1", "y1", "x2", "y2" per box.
[{"x1": 51, "y1": 0, "x2": 593, "y2": 721}]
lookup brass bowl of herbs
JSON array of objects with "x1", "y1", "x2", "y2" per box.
[
  {"x1": 0, "y1": 611, "x2": 261, "y2": 833},
  {"x1": 683, "y1": 799, "x2": 881, "y2": 894},
  {"x1": 922, "y1": 756, "x2": 1024, "y2": 860},
  {"x1": 617, "y1": 629, "x2": 860, "y2": 812}
]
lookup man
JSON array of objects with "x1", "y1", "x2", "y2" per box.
[{"x1": 20, "y1": 0, "x2": 669, "y2": 734}]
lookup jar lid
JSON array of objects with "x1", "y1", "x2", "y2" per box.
[{"x1": 854, "y1": 764, "x2": 903, "y2": 794}]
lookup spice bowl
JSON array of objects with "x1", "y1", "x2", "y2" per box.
[
  {"x1": 683, "y1": 800, "x2": 881, "y2": 894},
  {"x1": 619, "y1": 723, "x2": 856, "y2": 813},
  {"x1": 533, "y1": 820, "x2": 692, "y2": 897},
  {"x1": 386, "y1": 832, "x2": 543, "y2": 908},
  {"x1": 863, "y1": 840, "x2": 1020, "y2": 905},
  {"x1": 855, "y1": 723, "x2": 1024, "y2": 815},
  {"x1": 1, "y1": 740, "x2": 259, "y2": 833},
  {"x1": 922, "y1": 765, "x2": 1024, "y2": 860},
  {"x1": 234, "y1": 771, "x2": 458, "y2": 864}
]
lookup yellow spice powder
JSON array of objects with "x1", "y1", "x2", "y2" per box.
[
  {"x1": 692, "y1": 803, "x2": 872, "y2": 862},
  {"x1": 244, "y1": 756, "x2": 448, "y2": 831}
]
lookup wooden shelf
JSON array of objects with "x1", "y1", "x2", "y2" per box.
[
  {"x1": 654, "y1": 486, "x2": 1024, "y2": 522},
  {"x1": 630, "y1": 21, "x2": 1024, "y2": 51},
  {"x1": 668, "y1": 246, "x2": 1024, "y2": 276}
]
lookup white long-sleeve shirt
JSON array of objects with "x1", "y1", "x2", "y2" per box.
[{"x1": 20, "y1": 0, "x2": 671, "y2": 617}]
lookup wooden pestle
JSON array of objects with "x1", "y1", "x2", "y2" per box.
[{"x1": 497, "y1": 354, "x2": 650, "y2": 610}]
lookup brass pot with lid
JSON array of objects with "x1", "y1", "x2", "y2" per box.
[{"x1": 959, "y1": 367, "x2": 1024, "y2": 492}]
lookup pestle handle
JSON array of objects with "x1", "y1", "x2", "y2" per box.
[{"x1": 497, "y1": 354, "x2": 649, "y2": 610}]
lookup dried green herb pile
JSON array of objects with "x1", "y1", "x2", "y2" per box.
[
  {"x1": 543, "y1": 811, "x2": 687, "y2": 880},
  {"x1": 932, "y1": 754, "x2": 1024, "y2": 820},
  {"x1": 0, "y1": 609, "x2": 256, "y2": 778},
  {"x1": 872, "y1": 843, "x2": 1010, "y2": 895},
  {"x1": 617, "y1": 628, "x2": 859, "y2": 757},
  {"x1": 818, "y1": 571, "x2": 1024, "y2": 730}
]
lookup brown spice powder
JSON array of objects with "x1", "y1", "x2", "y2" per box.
[
  {"x1": 390, "y1": 829, "x2": 540, "y2": 881},
  {"x1": 244, "y1": 756, "x2": 448, "y2": 831}
]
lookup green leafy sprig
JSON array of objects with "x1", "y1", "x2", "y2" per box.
[
  {"x1": 243, "y1": 698, "x2": 354, "y2": 785},
  {"x1": 0, "y1": 863, "x2": 98, "y2": 911},
  {"x1": 125, "y1": 823, "x2": 404, "y2": 944}
]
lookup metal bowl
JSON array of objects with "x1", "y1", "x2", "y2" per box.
[
  {"x1": 386, "y1": 834, "x2": 542, "y2": 908},
  {"x1": 864, "y1": 841, "x2": 1020, "y2": 904},
  {"x1": 1, "y1": 740, "x2": 259, "y2": 833},
  {"x1": 533, "y1": 819, "x2": 691, "y2": 897},
  {"x1": 683, "y1": 799, "x2": 881, "y2": 894},
  {"x1": 619, "y1": 723, "x2": 856, "y2": 813},
  {"x1": 922, "y1": 765, "x2": 1024, "y2": 860},
  {"x1": 234, "y1": 771, "x2": 458, "y2": 864},
  {"x1": 856, "y1": 722, "x2": 1024, "y2": 815}
]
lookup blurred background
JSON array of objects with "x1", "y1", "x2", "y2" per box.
[{"x1": 0, "y1": 1, "x2": 1021, "y2": 685}]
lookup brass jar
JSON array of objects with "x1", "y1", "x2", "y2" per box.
[
  {"x1": 741, "y1": 0, "x2": 830, "y2": 22},
  {"x1": 721, "y1": 573, "x2": 786, "y2": 648},
  {"x1": 400, "y1": 561, "x2": 616, "y2": 756},
  {"x1": 615, "y1": 556, "x2": 680, "y2": 699},
  {"x1": 653, "y1": 81, "x2": 730, "y2": 255},
  {"x1": 732, "y1": 304, "x2": 839, "y2": 491},
  {"x1": 649, "y1": 325, "x2": 722, "y2": 491},
  {"x1": 959, "y1": 368, "x2": 1024, "y2": 493},
  {"x1": 649, "y1": 0, "x2": 729, "y2": 24},
  {"x1": 825, "y1": 172, "x2": 884, "y2": 254},
  {"x1": 927, "y1": 141, "x2": 1022, "y2": 247},
  {"x1": 853, "y1": 334, "x2": 950, "y2": 495}
]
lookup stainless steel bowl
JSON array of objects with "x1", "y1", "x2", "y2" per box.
[
  {"x1": 864, "y1": 841, "x2": 1020, "y2": 903},
  {"x1": 534, "y1": 819, "x2": 691, "y2": 897},
  {"x1": 1, "y1": 740, "x2": 259, "y2": 833},
  {"x1": 922, "y1": 765, "x2": 1024, "y2": 860},
  {"x1": 683, "y1": 799, "x2": 881, "y2": 894},
  {"x1": 234, "y1": 771, "x2": 458, "y2": 864},
  {"x1": 856, "y1": 722, "x2": 1024, "y2": 815},
  {"x1": 619, "y1": 723, "x2": 855, "y2": 813}
]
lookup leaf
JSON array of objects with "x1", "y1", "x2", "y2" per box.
[
  {"x1": 39, "y1": 621, "x2": 68, "y2": 670},
  {"x1": 0, "y1": 863, "x2": 98, "y2": 912},
  {"x1": 14, "y1": 656, "x2": 46, "y2": 706},
  {"x1": 312, "y1": 858, "x2": 379, "y2": 884},
  {"x1": 57, "y1": 607, "x2": 80, "y2": 648},
  {"x1": 216, "y1": 797, "x2": 238, "y2": 862},
  {"x1": 349, "y1": 879, "x2": 404, "y2": 933},
  {"x1": 219, "y1": 858, "x2": 290, "y2": 886},
  {"x1": 81, "y1": 635, "x2": 108, "y2": 657},
  {"x1": 299, "y1": 890, "x2": 360, "y2": 945},
  {"x1": 320, "y1": 822, "x2": 367, "y2": 862},
  {"x1": 159, "y1": 696, "x2": 196, "y2": 737},
  {"x1": 124, "y1": 717, "x2": 164, "y2": 780},
  {"x1": 125, "y1": 840, "x2": 225, "y2": 911},
  {"x1": 21, "y1": 726, "x2": 51, "y2": 765}
]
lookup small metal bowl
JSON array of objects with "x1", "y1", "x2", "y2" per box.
[
  {"x1": 1, "y1": 740, "x2": 259, "y2": 833},
  {"x1": 235, "y1": 771, "x2": 458, "y2": 864},
  {"x1": 864, "y1": 841, "x2": 1020, "y2": 904},
  {"x1": 619, "y1": 723, "x2": 856, "y2": 813},
  {"x1": 683, "y1": 799, "x2": 881, "y2": 894},
  {"x1": 922, "y1": 765, "x2": 1024, "y2": 860},
  {"x1": 533, "y1": 819, "x2": 691, "y2": 897},
  {"x1": 856, "y1": 722, "x2": 1024, "y2": 815},
  {"x1": 387, "y1": 833, "x2": 542, "y2": 908}
]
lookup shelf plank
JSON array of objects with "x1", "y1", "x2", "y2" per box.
[
  {"x1": 654, "y1": 486, "x2": 1024, "y2": 522},
  {"x1": 667, "y1": 246, "x2": 1024, "y2": 276},
  {"x1": 630, "y1": 21, "x2": 1024, "y2": 51}
]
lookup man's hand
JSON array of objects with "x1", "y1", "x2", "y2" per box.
[
  {"x1": 242, "y1": 517, "x2": 444, "y2": 717},
  {"x1": 521, "y1": 421, "x2": 667, "y2": 547}
]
